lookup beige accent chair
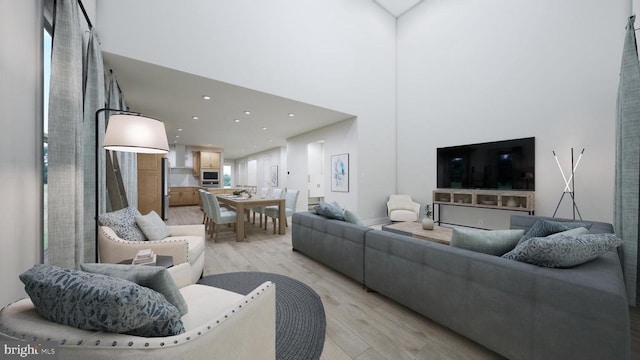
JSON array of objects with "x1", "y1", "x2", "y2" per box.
[
  {"x1": 0, "y1": 263, "x2": 276, "y2": 360},
  {"x1": 387, "y1": 195, "x2": 421, "y2": 222},
  {"x1": 98, "y1": 224, "x2": 205, "y2": 284}
]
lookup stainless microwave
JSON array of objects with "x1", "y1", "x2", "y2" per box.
[{"x1": 201, "y1": 169, "x2": 219, "y2": 185}]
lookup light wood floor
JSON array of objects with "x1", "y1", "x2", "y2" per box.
[{"x1": 168, "y1": 206, "x2": 640, "y2": 360}]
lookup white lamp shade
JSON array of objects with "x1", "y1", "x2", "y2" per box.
[{"x1": 103, "y1": 114, "x2": 169, "y2": 154}]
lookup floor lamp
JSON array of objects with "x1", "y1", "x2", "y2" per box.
[
  {"x1": 95, "y1": 108, "x2": 169, "y2": 261},
  {"x1": 552, "y1": 148, "x2": 585, "y2": 220}
]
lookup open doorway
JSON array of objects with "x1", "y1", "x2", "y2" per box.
[{"x1": 307, "y1": 141, "x2": 325, "y2": 210}]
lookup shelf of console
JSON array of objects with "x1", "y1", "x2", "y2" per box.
[{"x1": 432, "y1": 189, "x2": 535, "y2": 226}]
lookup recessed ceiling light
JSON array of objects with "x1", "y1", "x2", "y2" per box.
[
  {"x1": 262, "y1": 127, "x2": 267, "y2": 131},
  {"x1": 175, "y1": 135, "x2": 180, "y2": 138},
  {"x1": 288, "y1": 113, "x2": 295, "y2": 117},
  {"x1": 202, "y1": 95, "x2": 211, "y2": 100},
  {"x1": 268, "y1": 139, "x2": 273, "y2": 142},
  {"x1": 244, "y1": 111, "x2": 251, "y2": 115},
  {"x1": 192, "y1": 116, "x2": 199, "y2": 120},
  {"x1": 177, "y1": 128, "x2": 183, "y2": 131},
  {"x1": 234, "y1": 119, "x2": 240, "y2": 123}
]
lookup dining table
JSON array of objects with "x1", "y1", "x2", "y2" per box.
[{"x1": 215, "y1": 194, "x2": 286, "y2": 241}]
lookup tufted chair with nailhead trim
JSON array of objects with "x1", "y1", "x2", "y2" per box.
[{"x1": 0, "y1": 263, "x2": 276, "y2": 360}]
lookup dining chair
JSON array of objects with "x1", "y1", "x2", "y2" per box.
[
  {"x1": 252, "y1": 187, "x2": 271, "y2": 225},
  {"x1": 259, "y1": 188, "x2": 283, "y2": 229},
  {"x1": 198, "y1": 189, "x2": 209, "y2": 225},
  {"x1": 204, "y1": 192, "x2": 239, "y2": 241},
  {"x1": 264, "y1": 189, "x2": 299, "y2": 234}
]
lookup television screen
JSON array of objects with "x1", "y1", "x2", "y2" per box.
[{"x1": 437, "y1": 137, "x2": 535, "y2": 190}]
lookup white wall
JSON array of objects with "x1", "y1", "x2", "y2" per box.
[
  {"x1": 288, "y1": 118, "x2": 360, "y2": 215},
  {"x1": 96, "y1": 0, "x2": 397, "y2": 221},
  {"x1": 397, "y1": 0, "x2": 629, "y2": 228},
  {"x1": 0, "y1": 0, "x2": 43, "y2": 306},
  {"x1": 235, "y1": 147, "x2": 285, "y2": 188},
  {"x1": 308, "y1": 141, "x2": 325, "y2": 198}
]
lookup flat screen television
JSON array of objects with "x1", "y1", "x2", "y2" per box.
[{"x1": 437, "y1": 137, "x2": 535, "y2": 190}]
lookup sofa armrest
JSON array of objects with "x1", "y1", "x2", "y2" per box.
[
  {"x1": 168, "y1": 263, "x2": 192, "y2": 288},
  {"x1": 168, "y1": 224, "x2": 206, "y2": 237},
  {"x1": 409, "y1": 202, "x2": 421, "y2": 214},
  {"x1": 0, "y1": 282, "x2": 277, "y2": 360},
  {"x1": 98, "y1": 226, "x2": 189, "y2": 265},
  {"x1": 177, "y1": 281, "x2": 276, "y2": 359}
]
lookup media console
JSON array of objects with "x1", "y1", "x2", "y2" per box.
[{"x1": 432, "y1": 189, "x2": 535, "y2": 227}]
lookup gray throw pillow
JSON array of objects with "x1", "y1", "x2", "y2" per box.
[
  {"x1": 20, "y1": 264, "x2": 184, "y2": 337},
  {"x1": 502, "y1": 233, "x2": 622, "y2": 268},
  {"x1": 80, "y1": 263, "x2": 188, "y2": 316},
  {"x1": 450, "y1": 228, "x2": 524, "y2": 256},
  {"x1": 344, "y1": 209, "x2": 364, "y2": 225},
  {"x1": 546, "y1": 226, "x2": 590, "y2": 238},
  {"x1": 518, "y1": 219, "x2": 591, "y2": 245},
  {"x1": 135, "y1": 210, "x2": 171, "y2": 241},
  {"x1": 98, "y1": 207, "x2": 147, "y2": 242}
]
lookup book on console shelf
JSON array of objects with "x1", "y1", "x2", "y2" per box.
[{"x1": 132, "y1": 249, "x2": 157, "y2": 266}]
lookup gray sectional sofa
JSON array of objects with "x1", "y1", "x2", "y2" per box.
[{"x1": 292, "y1": 212, "x2": 629, "y2": 360}]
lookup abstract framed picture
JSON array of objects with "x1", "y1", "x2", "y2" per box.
[
  {"x1": 331, "y1": 153, "x2": 349, "y2": 192},
  {"x1": 271, "y1": 165, "x2": 278, "y2": 187}
]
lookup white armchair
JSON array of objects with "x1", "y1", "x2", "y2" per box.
[
  {"x1": 0, "y1": 263, "x2": 276, "y2": 360},
  {"x1": 98, "y1": 224, "x2": 205, "y2": 283},
  {"x1": 387, "y1": 195, "x2": 421, "y2": 222}
]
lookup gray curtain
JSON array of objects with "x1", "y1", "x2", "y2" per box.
[
  {"x1": 615, "y1": 15, "x2": 640, "y2": 306},
  {"x1": 48, "y1": 0, "x2": 84, "y2": 269},
  {"x1": 106, "y1": 73, "x2": 138, "y2": 210},
  {"x1": 82, "y1": 29, "x2": 105, "y2": 263}
]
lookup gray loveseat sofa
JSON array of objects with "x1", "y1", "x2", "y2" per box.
[{"x1": 292, "y1": 212, "x2": 629, "y2": 360}]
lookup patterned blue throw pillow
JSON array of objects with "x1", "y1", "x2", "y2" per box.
[
  {"x1": 502, "y1": 233, "x2": 622, "y2": 268},
  {"x1": 20, "y1": 264, "x2": 185, "y2": 337},
  {"x1": 314, "y1": 201, "x2": 345, "y2": 220},
  {"x1": 98, "y1": 207, "x2": 147, "y2": 242}
]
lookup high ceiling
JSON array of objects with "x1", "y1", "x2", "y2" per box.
[
  {"x1": 374, "y1": 0, "x2": 423, "y2": 17},
  {"x1": 100, "y1": 1, "x2": 421, "y2": 160},
  {"x1": 103, "y1": 53, "x2": 354, "y2": 160}
]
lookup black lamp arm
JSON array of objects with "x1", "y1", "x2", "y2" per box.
[{"x1": 93, "y1": 107, "x2": 141, "y2": 262}]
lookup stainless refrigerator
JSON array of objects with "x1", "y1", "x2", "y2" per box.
[{"x1": 162, "y1": 158, "x2": 170, "y2": 220}]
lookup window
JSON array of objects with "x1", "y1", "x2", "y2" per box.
[{"x1": 223, "y1": 165, "x2": 232, "y2": 186}]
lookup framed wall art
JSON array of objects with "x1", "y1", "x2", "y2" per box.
[
  {"x1": 331, "y1": 153, "x2": 349, "y2": 192},
  {"x1": 270, "y1": 165, "x2": 278, "y2": 187}
]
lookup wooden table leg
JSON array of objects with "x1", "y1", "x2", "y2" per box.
[
  {"x1": 236, "y1": 203, "x2": 245, "y2": 241},
  {"x1": 278, "y1": 200, "x2": 286, "y2": 235}
]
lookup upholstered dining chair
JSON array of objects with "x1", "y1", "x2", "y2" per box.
[
  {"x1": 204, "y1": 192, "x2": 239, "y2": 241},
  {"x1": 252, "y1": 187, "x2": 271, "y2": 225},
  {"x1": 255, "y1": 188, "x2": 284, "y2": 228},
  {"x1": 198, "y1": 189, "x2": 210, "y2": 226},
  {"x1": 263, "y1": 189, "x2": 299, "y2": 234}
]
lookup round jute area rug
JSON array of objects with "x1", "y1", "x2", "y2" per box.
[{"x1": 198, "y1": 272, "x2": 326, "y2": 360}]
